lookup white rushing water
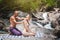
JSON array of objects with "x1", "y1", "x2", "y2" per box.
[{"x1": 42, "y1": 12, "x2": 48, "y2": 20}]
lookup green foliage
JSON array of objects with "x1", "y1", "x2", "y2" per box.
[
  {"x1": 0, "y1": 0, "x2": 57, "y2": 12},
  {"x1": 57, "y1": 0, "x2": 60, "y2": 8},
  {"x1": 0, "y1": 0, "x2": 3, "y2": 3},
  {"x1": 46, "y1": 0, "x2": 56, "y2": 7}
]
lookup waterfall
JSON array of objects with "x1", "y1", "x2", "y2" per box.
[
  {"x1": 42, "y1": 12, "x2": 48, "y2": 20},
  {"x1": 32, "y1": 12, "x2": 54, "y2": 30}
]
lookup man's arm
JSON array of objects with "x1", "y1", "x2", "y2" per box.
[
  {"x1": 16, "y1": 17, "x2": 25, "y2": 20},
  {"x1": 12, "y1": 17, "x2": 23, "y2": 24}
]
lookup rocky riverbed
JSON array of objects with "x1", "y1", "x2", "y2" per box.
[
  {"x1": 0, "y1": 20, "x2": 56, "y2": 40},
  {"x1": 0, "y1": 10, "x2": 60, "y2": 40}
]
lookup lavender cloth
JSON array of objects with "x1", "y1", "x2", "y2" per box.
[{"x1": 9, "y1": 27, "x2": 22, "y2": 36}]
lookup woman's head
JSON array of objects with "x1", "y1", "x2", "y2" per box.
[{"x1": 26, "y1": 14, "x2": 30, "y2": 20}]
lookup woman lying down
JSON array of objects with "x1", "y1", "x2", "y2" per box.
[{"x1": 9, "y1": 10, "x2": 35, "y2": 36}]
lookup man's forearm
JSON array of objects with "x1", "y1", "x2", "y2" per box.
[
  {"x1": 16, "y1": 17, "x2": 25, "y2": 20},
  {"x1": 16, "y1": 22, "x2": 22, "y2": 24},
  {"x1": 20, "y1": 18, "x2": 24, "y2": 20}
]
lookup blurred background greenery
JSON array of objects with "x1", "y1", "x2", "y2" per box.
[
  {"x1": 0, "y1": 0, "x2": 59, "y2": 12},
  {"x1": 0, "y1": 0, "x2": 60, "y2": 19}
]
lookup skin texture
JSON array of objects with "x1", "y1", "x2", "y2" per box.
[
  {"x1": 23, "y1": 14, "x2": 32, "y2": 32},
  {"x1": 9, "y1": 11, "x2": 35, "y2": 36},
  {"x1": 10, "y1": 11, "x2": 22, "y2": 27}
]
